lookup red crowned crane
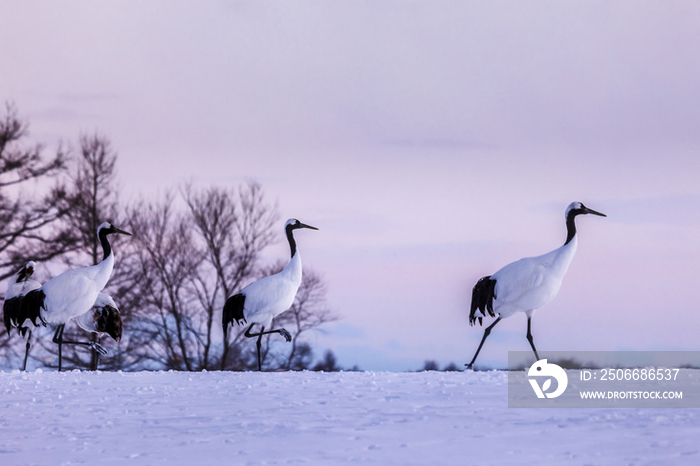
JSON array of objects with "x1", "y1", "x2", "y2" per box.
[
  {"x1": 19, "y1": 222, "x2": 131, "y2": 371},
  {"x1": 3, "y1": 261, "x2": 41, "y2": 370},
  {"x1": 466, "y1": 202, "x2": 606, "y2": 369},
  {"x1": 223, "y1": 218, "x2": 318, "y2": 371}
]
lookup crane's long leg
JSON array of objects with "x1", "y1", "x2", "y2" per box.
[
  {"x1": 51, "y1": 324, "x2": 105, "y2": 371},
  {"x1": 256, "y1": 327, "x2": 264, "y2": 371},
  {"x1": 244, "y1": 323, "x2": 293, "y2": 371},
  {"x1": 244, "y1": 324, "x2": 292, "y2": 341},
  {"x1": 57, "y1": 335, "x2": 108, "y2": 359},
  {"x1": 243, "y1": 324, "x2": 265, "y2": 371},
  {"x1": 465, "y1": 317, "x2": 501, "y2": 370},
  {"x1": 526, "y1": 317, "x2": 540, "y2": 360},
  {"x1": 52, "y1": 324, "x2": 65, "y2": 372},
  {"x1": 22, "y1": 330, "x2": 32, "y2": 371},
  {"x1": 91, "y1": 334, "x2": 100, "y2": 371}
]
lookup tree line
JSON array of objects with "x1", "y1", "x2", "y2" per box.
[{"x1": 0, "y1": 103, "x2": 340, "y2": 372}]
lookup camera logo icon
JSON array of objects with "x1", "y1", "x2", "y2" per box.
[{"x1": 528, "y1": 359, "x2": 568, "y2": 399}]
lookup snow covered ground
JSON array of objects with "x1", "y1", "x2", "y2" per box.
[{"x1": 1, "y1": 370, "x2": 699, "y2": 465}]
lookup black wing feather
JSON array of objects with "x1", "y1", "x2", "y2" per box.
[
  {"x1": 3, "y1": 297, "x2": 21, "y2": 333},
  {"x1": 469, "y1": 276, "x2": 497, "y2": 326},
  {"x1": 3, "y1": 289, "x2": 47, "y2": 336},
  {"x1": 19, "y1": 289, "x2": 47, "y2": 328},
  {"x1": 222, "y1": 293, "x2": 247, "y2": 338}
]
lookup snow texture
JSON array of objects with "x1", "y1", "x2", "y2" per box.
[{"x1": 1, "y1": 370, "x2": 699, "y2": 465}]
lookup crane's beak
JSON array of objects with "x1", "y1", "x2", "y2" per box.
[
  {"x1": 112, "y1": 226, "x2": 133, "y2": 236},
  {"x1": 299, "y1": 223, "x2": 319, "y2": 230},
  {"x1": 583, "y1": 207, "x2": 606, "y2": 217}
]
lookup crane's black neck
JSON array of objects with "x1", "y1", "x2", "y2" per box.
[
  {"x1": 565, "y1": 210, "x2": 581, "y2": 245},
  {"x1": 286, "y1": 225, "x2": 297, "y2": 258},
  {"x1": 98, "y1": 229, "x2": 113, "y2": 261}
]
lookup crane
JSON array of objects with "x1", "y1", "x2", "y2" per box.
[
  {"x1": 3, "y1": 261, "x2": 42, "y2": 370},
  {"x1": 223, "y1": 218, "x2": 318, "y2": 371},
  {"x1": 20, "y1": 222, "x2": 131, "y2": 371},
  {"x1": 466, "y1": 202, "x2": 606, "y2": 369}
]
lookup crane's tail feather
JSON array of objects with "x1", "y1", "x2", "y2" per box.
[
  {"x1": 470, "y1": 276, "x2": 497, "y2": 326},
  {"x1": 3, "y1": 298, "x2": 20, "y2": 333},
  {"x1": 222, "y1": 293, "x2": 247, "y2": 339},
  {"x1": 21, "y1": 290, "x2": 47, "y2": 328},
  {"x1": 4, "y1": 290, "x2": 47, "y2": 335}
]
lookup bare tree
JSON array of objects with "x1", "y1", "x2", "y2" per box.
[
  {"x1": 0, "y1": 103, "x2": 73, "y2": 281},
  {"x1": 421, "y1": 360, "x2": 440, "y2": 371},
  {"x1": 183, "y1": 182, "x2": 277, "y2": 369},
  {"x1": 0, "y1": 103, "x2": 74, "y2": 366},
  {"x1": 127, "y1": 195, "x2": 204, "y2": 371},
  {"x1": 64, "y1": 134, "x2": 119, "y2": 264},
  {"x1": 287, "y1": 342, "x2": 314, "y2": 370},
  {"x1": 312, "y1": 350, "x2": 342, "y2": 372}
]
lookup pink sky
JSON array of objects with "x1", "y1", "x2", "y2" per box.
[{"x1": 2, "y1": 1, "x2": 699, "y2": 370}]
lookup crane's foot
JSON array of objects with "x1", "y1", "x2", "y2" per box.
[
  {"x1": 464, "y1": 363, "x2": 474, "y2": 370},
  {"x1": 278, "y1": 329, "x2": 292, "y2": 342},
  {"x1": 89, "y1": 342, "x2": 109, "y2": 356}
]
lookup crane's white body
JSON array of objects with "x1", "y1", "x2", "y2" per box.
[
  {"x1": 74, "y1": 292, "x2": 118, "y2": 335},
  {"x1": 39, "y1": 253, "x2": 115, "y2": 325},
  {"x1": 240, "y1": 249, "x2": 302, "y2": 329},
  {"x1": 487, "y1": 235, "x2": 578, "y2": 319}
]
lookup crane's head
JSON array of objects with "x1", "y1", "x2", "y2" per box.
[
  {"x1": 105, "y1": 306, "x2": 122, "y2": 342},
  {"x1": 98, "y1": 221, "x2": 133, "y2": 237},
  {"x1": 285, "y1": 218, "x2": 319, "y2": 231},
  {"x1": 95, "y1": 304, "x2": 122, "y2": 342},
  {"x1": 17, "y1": 261, "x2": 36, "y2": 282},
  {"x1": 565, "y1": 202, "x2": 606, "y2": 219}
]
